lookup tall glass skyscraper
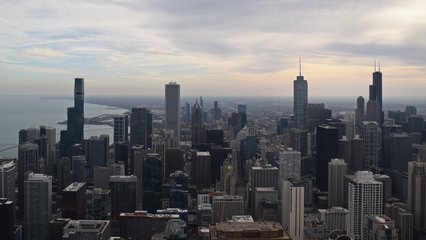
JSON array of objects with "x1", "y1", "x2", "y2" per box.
[
  {"x1": 74, "y1": 78, "x2": 84, "y2": 144},
  {"x1": 165, "y1": 82, "x2": 180, "y2": 142},
  {"x1": 293, "y1": 60, "x2": 308, "y2": 129}
]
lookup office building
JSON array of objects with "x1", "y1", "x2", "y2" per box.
[
  {"x1": 363, "y1": 215, "x2": 398, "y2": 240},
  {"x1": 385, "y1": 202, "x2": 413, "y2": 240},
  {"x1": 17, "y1": 142, "x2": 39, "y2": 219},
  {"x1": 0, "y1": 160, "x2": 15, "y2": 201},
  {"x1": 361, "y1": 121, "x2": 381, "y2": 169},
  {"x1": 93, "y1": 163, "x2": 125, "y2": 190},
  {"x1": 165, "y1": 82, "x2": 181, "y2": 142},
  {"x1": 408, "y1": 161, "x2": 426, "y2": 231},
  {"x1": 328, "y1": 158, "x2": 347, "y2": 208},
  {"x1": 86, "y1": 188, "x2": 111, "y2": 220},
  {"x1": 24, "y1": 173, "x2": 52, "y2": 240},
  {"x1": 0, "y1": 199, "x2": 15, "y2": 240},
  {"x1": 113, "y1": 115, "x2": 129, "y2": 143},
  {"x1": 212, "y1": 195, "x2": 244, "y2": 223},
  {"x1": 293, "y1": 60, "x2": 308, "y2": 129},
  {"x1": 316, "y1": 125, "x2": 338, "y2": 191},
  {"x1": 62, "y1": 220, "x2": 110, "y2": 240},
  {"x1": 237, "y1": 104, "x2": 247, "y2": 132},
  {"x1": 164, "y1": 148, "x2": 185, "y2": 181},
  {"x1": 142, "y1": 153, "x2": 163, "y2": 212},
  {"x1": 307, "y1": 103, "x2": 331, "y2": 132},
  {"x1": 319, "y1": 207, "x2": 349, "y2": 232},
  {"x1": 369, "y1": 65, "x2": 383, "y2": 126},
  {"x1": 190, "y1": 151, "x2": 211, "y2": 189},
  {"x1": 281, "y1": 179, "x2": 304, "y2": 240},
  {"x1": 249, "y1": 164, "x2": 279, "y2": 189},
  {"x1": 278, "y1": 148, "x2": 301, "y2": 182},
  {"x1": 49, "y1": 218, "x2": 71, "y2": 240},
  {"x1": 351, "y1": 135, "x2": 364, "y2": 173},
  {"x1": 110, "y1": 175, "x2": 137, "y2": 219},
  {"x1": 347, "y1": 171, "x2": 383, "y2": 240},
  {"x1": 84, "y1": 135, "x2": 109, "y2": 172},
  {"x1": 62, "y1": 182, "x2": 87, "y2": 220},
  {"x1": 254, "y1": 187, "x2": 278, "y2": 220},
  {"x1": 130, "y1": 107, "x2": 153, "y2": 149},
  {"x1": 113, "y1": 141, "x2": 129, "y2": 174},
  {"x1": 74, "y1": 78, "x2": 85, "y2": 144},
  {"x1": 355, "y1": 96, "x2": 365, "y2": 126},
  {"x1": 290, "y1": 128, "x2": 308, "y2": 157},
  {"x1": 191, "y1": 101, "x2": 204, "y2": 144},
  {"x1": 71, "y1": 155, "x2": 86, "y2": 183}
]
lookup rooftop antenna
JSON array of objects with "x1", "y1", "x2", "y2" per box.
[
  {"x1": 374, "y1": 58, "x2": 376, "y2": 72},
  {"x1": 378, "y1": 61, "x2": 381, "y2": 72},
  {"x1": 299, "y1": 57, "x2": 302, "y2": 76}
]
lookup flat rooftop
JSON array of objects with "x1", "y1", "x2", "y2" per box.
[{"x1": 63, "y1": 182, "x2": 86, "y2": 192}]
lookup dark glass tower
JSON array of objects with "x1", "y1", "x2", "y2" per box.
[
  {"x1": 74, "y1": 78, "x2": 84, "y2": 144},
  {"x1": 130, "y1": 107, "x2": 153, "y2": 149},
  {"x1": 316, "y1": 125, "x2": 338, "y2": 191},
  {"x1": 293, "y1": 59, "x2": 308, "y2": 129},
  {"x1": 369, "y1": 66, "x2": 383, "y2": 126}
]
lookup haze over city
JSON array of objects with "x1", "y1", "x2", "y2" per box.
[{"x1": 1, "y1": 0, "x2": 426, "y2": 96}]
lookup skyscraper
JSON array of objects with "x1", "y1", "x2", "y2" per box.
[
  {"x1": 347, "y1": 171, "x2": 383, "y2": 240},
  {"x1": 190, "y1": 151, "x2": 211, "y2": 189},
  {"x1": 165, "y1": 82, "x2": 181, "y2": 142},
  {"x1": 361, "y1": 121, "x2": 381, "y2": 170},
  {"x1": 130, "y1": 107, "x2": 153, "y2": 149},
  {"x1": 74, "y1": 78, "x2": 84, "y2": 144},
  {"x1": 0, "y1": 160, "x2": 15, "y2": 202},
  {"x1": 191, "y1": 101, "x2": 204, "y2": 145},
  {"x1": 293, "y1": 59, "x2": 308, "y2": 129},
  {"x1": 316, "y1": 125, "x2": 338, "y2": 191},
  {"x1": 369, "y1": 64, "x2": 383, "y2": 126},
  {"x1": 62, "y1": 182, "x2": 87, "y2": 220},
  {"x1": 0, "y1": 199, "x2": 15, "y2": 240},
  {"x1": 113, "y1": 115, "x2": 129, "y2": 143},
  {"x1": 18, "y1": 142, "x2": 39, "y2": 219},
  {"x1": 355, "y1": 96, "x2": 365, "y2": 126},
  {"x1": 328, "y1": 158, "x2": 347, "y2": 208},
  {"x1": 281, "y1": 179, "x2": 304, "y2": 240},
  {"x1": 278, "y1": 148, "x2": 301, "y2": 182},
  {"x1": 110, "y1": 175, "x2": 137, "y2": 219},
  {"x1": 408, "y1": 161, "x2": 426, "y2": 231},
  {"x1": 24, "y1": 173, "x2": 52, "y2": 240}
]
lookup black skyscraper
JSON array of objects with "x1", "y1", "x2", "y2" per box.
[
  {"x1": 74, "y1": 78, "x2": 84, "y2": 144},
  {"x1": 130, "y1": 107, "x2": 153, "y2": 149},
  {"x1": 316, "y1": 125, "x2": 338, "y2": 191},
  {"x1": 369, "y1": 66, "x2": 383, "y2": 125}
]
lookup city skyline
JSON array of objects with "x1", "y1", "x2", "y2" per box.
[{"x1": 1, "y1": 1, "x2": 426, "y2": 97}]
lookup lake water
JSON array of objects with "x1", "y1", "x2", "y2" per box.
[{"x1": 0, "y1": 95, "x2": 127, "y2": 158}]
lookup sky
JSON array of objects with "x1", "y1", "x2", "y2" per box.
[{"x1": 1, "y1": 0, "x2": 426, "y2": 97}]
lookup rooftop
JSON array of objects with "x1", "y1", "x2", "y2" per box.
[
  {"x1": 63, "y1": 182, "x2": 86, "y2": 192},
  {"x1": 196, "y1": 151, "x2": 211, "y2": 157}
]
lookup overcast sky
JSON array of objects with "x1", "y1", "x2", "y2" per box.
[{"x1": 1, "y1": 0, "x2": 426, "y2": 97}]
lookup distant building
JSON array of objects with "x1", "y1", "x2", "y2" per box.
[
  {"x1": 408, "y1": 161, "x2": 426, "y2": 231},
  {"x1": 0, "y1": 199, "x2": 15, "y2": 240},
  {"x1": 293, "y1": 62, "x2": 308, "y2": 129},
  {"x1": 18, "y1": 142, "x2": 39, "y2": 219},
  {"x1": 316, "y1": 125, "x2": 338, "y2": 191},
  {"x1": 113, "y1": 115, "x2": 129, "y2": 143},
  {"x1": 74, "y1": 78, "x2": 85, "y2": 144},
  {"x1": 385, "y1": 202, "x2": 413, "y2": 240},
  {"x1": 278, "y1": 148, "x2": 301, "y2": 182},
  {"x1": 361, "y1": 121, "x2": 381, "y2": 169},
  {"x1": 165, "y1": 82, "x2": 181, "y2": 142},
  {"x1": 164, "y1": 148, "x2": 185, "y2": 181},
  {"x1": 84, "y1": 135, "x2": 109, "y2": 174},
  {"x1": 191, "y1": 101, "x2": 204, "y2": 145},
  {"x1": 191, "y1": 151, "x2": 211, "y2": 189},
  {"x1": 130, "y1": 107, "x2": 153, "y2": 149},
  {"x1": 319, "y1": 207, "x2": 349, "y2": 232}
]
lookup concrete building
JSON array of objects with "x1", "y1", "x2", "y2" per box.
[
  {"x1": 278, "y1": 148, "x2": 301, "y2": 182},
  {"x1": 319, "y1": 207, "x2": 349, "y2": 232},
  {"x1": 249, "y1": 164, "x2": 279, "y2": 189},
  {"x1": 212, "y1": 195, "x2": 244, "y2": 223},
  {"x1": 165, "y1": 82, "x2": 181, "y2": 142},
  {"x1": 328, "y1": 158, "x2": 347, "y2": 208},
  {"x1": 347, "y1": 171, "x2": 383, "y2": 240},
  {"x1": 281, "y1": 179, "x2": 304, "y2": 240},
  {"x1": 211, "y1": 221, "x2": 290, "y2": 239},
  {"x1": 62, "y1": 220, "x2": 110, "y2": 240},
  {"x1": 408, "y1": 161, "x2": 426, "y2": 231},
  {"x1": 363, "y1": 215, "x2": 398, "y2": 240},
  {"x1": 24, "y1": 173, "x2": 52, "y2": 240},
  {"x1": 385, "y1": 202, "x2": 413, "y2": 240}
]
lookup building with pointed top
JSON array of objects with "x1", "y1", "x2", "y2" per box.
[{"x1": 293, "y1": 58, "x2": 308, "y2": 129}]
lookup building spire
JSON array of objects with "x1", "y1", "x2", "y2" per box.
[
  {"x1": 378, "y1": 61, "x2": 381, "y2": 72},
  {"x1": 299, "y1": 57, "x2": 302, "y2": 76},
  {"x1": 374, "y1": 58, "x2": 376, "y2": 72}
]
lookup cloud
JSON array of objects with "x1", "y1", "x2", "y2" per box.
[{"x1": 24, "y1": 48, "x2": 67, "y2": 59}]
